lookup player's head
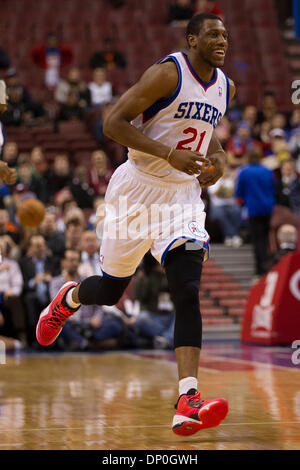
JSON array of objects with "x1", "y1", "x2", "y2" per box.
[{"x1": 186, "y1": 13, "x2": 228, "y2": 67}]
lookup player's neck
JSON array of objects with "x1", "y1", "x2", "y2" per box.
[{"x1": 186, "y1": 51, "x2": 215, "y2": 84}]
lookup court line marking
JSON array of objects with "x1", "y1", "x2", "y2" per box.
[
  {"x1": 0, "y1": 421, "x2": 300, "y2": 432},
  {"x1": 200, "y1": 353, "x2": 300, "y2": 371},
  {"x1": 131, "y1": 350, "x2": 299, "y2": 372},
  {"x1": 132, "y1": 353, "x2": 220, "y2": 373}
]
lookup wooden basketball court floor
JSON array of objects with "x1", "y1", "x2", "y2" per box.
[{"x1": 0, "y1": 340, "x2": 299, "y2": 450}]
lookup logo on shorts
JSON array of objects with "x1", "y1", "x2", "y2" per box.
[{"x1": 188, "y1": 222, "x2": 208, "y2": 240}]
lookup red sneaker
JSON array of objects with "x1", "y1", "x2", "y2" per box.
[
  {"x1": 36, "y1": 282, "x2": 79, "y2": 346},
  {"x1": 172, "y1": 389, "x2": 229, "y2": 436}
]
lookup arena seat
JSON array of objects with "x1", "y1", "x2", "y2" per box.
[
  {"x1": 210, "y1": 290, "x2": 250, "y2": 299},
  {"x1": 58, "y1": 121, "x2": 86, "y2": 134}
]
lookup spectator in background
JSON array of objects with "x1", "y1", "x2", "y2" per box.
[
  {"x1": 275, "y1": 159, "x2": 300, "y2": 215},
  {"x1": 55, "y1": 196, "x2": 79, "y2": 232},
  {"x1": 133, "y1": 261, "x2": 175, "y2": 349},
  {"x1": 45, "y1": 153, "x2": 72, "y2": 201},
  {"x1": 32, "y1": 32, "x2": 73, "y2": 88},
  {"x1": 88, "y1": 149, "x2": 113, "y2": 196},
  {"x1": 55, "y1": 66, "x2": 90, "y2": 109},
  {"x1": 0, "y1": 208, "x2": 20, "y2": 244},
  {"x1": 30, "y1": 146, "x2": 48, "y2": 179},
  {"x1": 39, "y1": 211, "x2": 66, "y2": 260},
  {"x1": 269, "y1": 128, "x2": 290, "y2": 164},
  {"x1": 270, "y1": 113, "x2": 290, "y2": 140},
  {"x1": 193, "y1": 0, "x2": 224, "y2": 21},
  {"x1": 167, "y1": 0, "x2": 194, "y2": 26},
  {"x1": 1, "y1": 141, "x2": 18, "y2": 167},
  {"x1": 88, "y1": 68, "x2": 113, "y2": 108},
  {"x1": 79, "y1": 230, "x2": 102, "y2": 277},
  {"x1": 69, "y1": 165, "x2": 95, "y2": 209},
  {"x1": 87, "y1": 195, "x2": 106, "y2": 234},
  {"x1": 0, "y1": 236, "x2": 27, "y2": 345},
  {"x1": 267, "y1": 224, "x2": 298, "y2": 269},
  {"x1": 258, "y1": 120, "x2": 272, "y2": 156},
  {"x1": 0, "y1": 47, "x2": 10, "y2": 70},
  {"x1": 208, "y1": 165, "x2": 242, "y2": 247},
  {"x1": 242, "y1": 105, "x2": 259, "y2": 136},
  {"x1": 5, "y1": 68, "x2": 32, "y2": 108},
  {"x1": 256, "y1": 91, "x2": 277, "y2": 124},
  {"x1": 63, "y1": 206, "x2": 85, "y2": 229},
  {"x1": 19, "y1": 234, "x2": 59, "y2": 344},
  {"x1": 288, "y1": 109, "x2": 300, "y2": 172},
  {"x1": 3, "y1": 69, "x2": 46, "y2": 128},
  {"x1": 57, "y1": 91, "x2": 85, "y2": 121},
  {"x1": 0, "y1": 85, "x2": 25, "y2": 127},
  {"x1": 214, "y1": 116, "x2": 230, "y2": 147},
  {"x1": 16, "y1": 154, "x2": 48, "y2": 203},
  {"x1": 235, "y1": 147, "x2": 275, "y2": 278},
  {"x1": 226, "y1": 121, "x2": 261, "y2": 168},
  {"x1": 0, "y1": 179, "x2": 11, "y2": 210},
  {"x1": 89, "y1": 38, "x2": 127, "y2": 70},
  {"x1": 65, "y1": 219, "x2": 84, "y2": 251}
]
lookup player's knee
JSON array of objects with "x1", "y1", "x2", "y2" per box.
[{"x1": 171, "y1": 280, "x2": 200, "y2": 308}]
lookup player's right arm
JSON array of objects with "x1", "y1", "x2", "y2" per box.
[
  {"x1": 103, "y1": 62, "x2": 206, "y2": 175},
  {"x1": 0, "y1": 81, "x2": 17, "y2": 185}
]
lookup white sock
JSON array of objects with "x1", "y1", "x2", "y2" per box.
[
  {"x1": 179, "y1": 377, "x2": 198, "y2": 396},
  {"x1": 66, "y1": 288, "x2": 81, "y2": 309}
]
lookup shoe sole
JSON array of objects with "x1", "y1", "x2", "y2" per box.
[
  {"x1": 172, "y1": 399, "x2": 229, "y2": 436},
  {"x1": 36, "y1": 282, "x2": 76, "y2": 347}
]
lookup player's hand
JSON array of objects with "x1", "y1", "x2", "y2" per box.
[
  {"x1": 0, "y1": 103, "x2": 7, "y2": 113},
  {"x1": 197, "y1": 153, "x2": 225, "y2": 187},
  {"x1": 0, "y1": 161, "x2": 17, "y2": 185},
  {"x1": 168, "y1": 149, "x2": 207, "y2": 175}
]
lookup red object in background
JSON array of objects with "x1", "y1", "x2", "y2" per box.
[
  {"x1": 241, "y1": 252, "x2": 300, "y2": 345},
  {"x1": 31, "y1": 45, "x2": 73, "y2": 70}
]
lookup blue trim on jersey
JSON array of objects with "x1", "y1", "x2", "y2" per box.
[
  {"x1": 142, "y1": 55, "x2": 182, "y2": 123},
  {"x1": 160, "y1": 237, "x2": 210, "y2": 265},
  {"x1": 181, "y1": 52, "x2": 217, "y2": 91},
  {"x1": 224, "y1": 72, "x2": 230, "y2": 113},
  {"x1": 101, "y1": 269, "x2": 136, "y2": 280}
]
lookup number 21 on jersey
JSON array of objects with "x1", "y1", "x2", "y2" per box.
[{"x1": 176, "y1": 127, "x2": 206, "y2": 152}]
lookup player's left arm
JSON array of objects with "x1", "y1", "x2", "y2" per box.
[{"x1": 198, "y1": 79, "x2": 235, "y2": 187}]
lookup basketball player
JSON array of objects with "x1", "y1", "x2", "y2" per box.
[
  {"x1": 0, "y1": 80, "x2": 17, "y2": 185},
  {"x1": 37, "y1": 13, "x2": 235, "y2": 436}
]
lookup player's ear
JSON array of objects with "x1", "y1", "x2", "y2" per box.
[{"x1": 187, "y1": 34, "x2": 197, "y2": 49}]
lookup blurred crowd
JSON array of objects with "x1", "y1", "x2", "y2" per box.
[{"x1": 0, "y1": 0, "x2": 299, "y2": 353}]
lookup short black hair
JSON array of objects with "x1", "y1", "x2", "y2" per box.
[
  {"x1": 63, "y1": 248, "x2": 81, "y2": 259},
  {"x1": 186, "y1": 13, "x2": 223, "y2": 44}
]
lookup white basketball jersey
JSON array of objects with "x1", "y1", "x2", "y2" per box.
[{"x1": 128, "y1": 51, "x2": 229, "y2": 183}]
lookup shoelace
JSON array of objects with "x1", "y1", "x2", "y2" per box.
[
  {"x1": 187, "y1": 394, "x2": 205, "y2": 408},
  {"x1": 47, "y1": 303, "x2": 71, "y2": 330},
  {"x1": 175, "y1": 392, "x2": 205, "y2": 410}
]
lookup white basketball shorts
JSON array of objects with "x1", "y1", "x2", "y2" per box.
[{"x1": 99, "y1": 160, "x2": 210, "y2": 279}]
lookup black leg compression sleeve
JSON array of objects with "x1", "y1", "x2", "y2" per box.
[
  {"x1": 164, "y1": 242, "x2": 204, "y2": 349},
  {"x1": 78, "y1": 275, "x2": 131, "y2": 306}
]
